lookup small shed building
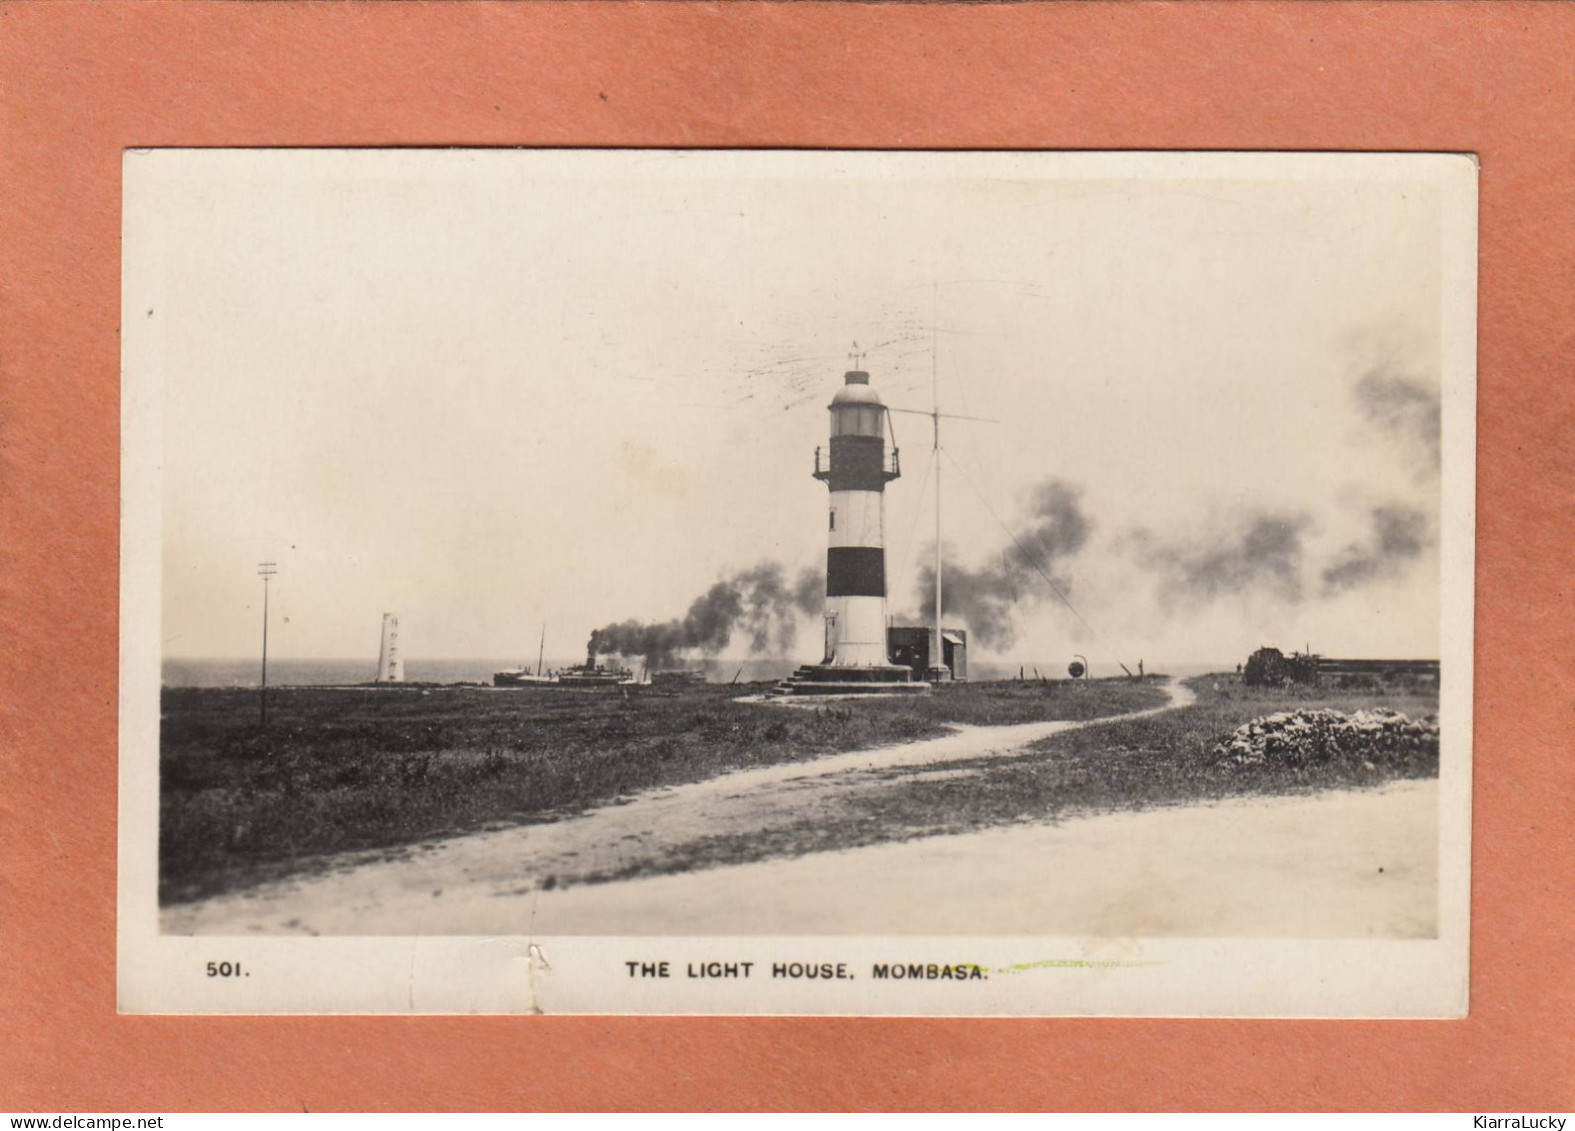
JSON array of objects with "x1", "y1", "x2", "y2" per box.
[{"x1": 887, "y1": 626, "x2": 968, "y2": 682}]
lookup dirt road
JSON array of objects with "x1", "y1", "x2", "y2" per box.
[{"x1": 514, "y1": 778, "x2": 1438, "y2": 938}]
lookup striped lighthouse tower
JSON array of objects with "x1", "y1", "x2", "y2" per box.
[
  {"x1": 776, "y1": 365, "x2": 921, "y2": 694},
  {"x1": 818, "y1": 367, "x2": 898, "y2": 666}
]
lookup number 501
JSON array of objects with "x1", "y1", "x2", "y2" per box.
[{"x1": 206, "y1": 961, "x2": 245, "y2": 977}]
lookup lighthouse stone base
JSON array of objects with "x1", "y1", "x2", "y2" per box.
[{"x1": 771, "y1": 663, "x2": 930, "y2": 696}]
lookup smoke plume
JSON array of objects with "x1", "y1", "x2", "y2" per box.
[
  {"x1": 1136, "y1": 511, "x2": 1312, "y2": 608},
  {"x1": 1353, "y1": 369, "x2": 1441, "y2": 475},
  {"x1": 589, "y1": 562, "x2": 821, "y2": 667},
  {"x1": 1321, "y1": 505, "x2": 1429, "y2": 593},
  {"x1": 915, "y1": 479, "x2": 1091, "y2": 647}
]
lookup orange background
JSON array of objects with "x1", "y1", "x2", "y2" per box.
[{"x1": 2, "y1": 1, "x2": 1570, "y2": 1112}]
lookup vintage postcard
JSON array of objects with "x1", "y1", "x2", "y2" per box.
[{"x1": 119, "y1": 149, "x2": 1475, "y2": 1015}]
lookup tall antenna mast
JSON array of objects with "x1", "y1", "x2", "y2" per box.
[
  {"x1": 887, "y1": 287, "x2": 998, "y2": 681},
  {"x1": 257, "y1": 561, "x2": 277, "y2": 728}
]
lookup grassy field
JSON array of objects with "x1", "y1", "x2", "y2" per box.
[
  {"x1": 159, "y1": 677, "x2": 1169, "y2": 904},
  {"x1": 583, "y1": 674, "x2": 1442, "y2": 883},
  {"x1": 847, "y1": 674, "x2": 1439, "y2": 831}
]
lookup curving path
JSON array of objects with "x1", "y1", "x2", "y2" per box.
[{"x1": 164, "y1": 680, "x2": 1195, "y2": 935}]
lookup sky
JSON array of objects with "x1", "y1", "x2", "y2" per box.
[{"x1": 129, "y1": 150, "x2": 1468, "y2": 667}]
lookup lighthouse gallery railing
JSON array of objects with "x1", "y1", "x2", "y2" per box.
[{"x1": 814, "y1": 446, "x2": 900, "y2": 479}]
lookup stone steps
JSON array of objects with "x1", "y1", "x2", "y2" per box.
[{"x1": 770, "y1": 664, "x2": 930, "y2": 696}]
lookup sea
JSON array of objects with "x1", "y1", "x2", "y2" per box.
[{"x1": 162, "y1": 656, "x2": 1233, "y2": 688}]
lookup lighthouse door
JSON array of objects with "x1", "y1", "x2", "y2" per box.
[{"x1": 823, "y1": 612, "x2": 837, "y2": 664}]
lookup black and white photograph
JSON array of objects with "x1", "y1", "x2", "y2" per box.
[{"x1": 118, "y1": 149, "x2": 1475, "y2": 1015}]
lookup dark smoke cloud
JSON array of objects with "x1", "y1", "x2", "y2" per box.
[
  {"x1": 1321, "y1": 505, "x2": 1429, "y2": 594},
  {"x1": 790, "y1": 567, "x2": 822, "y2": 617},
  {"x1": 915, "y1": 479, "x2": 1091, "y2": 647},
  {"x1": 589, "y1": 562, "x2": 821, "y2": 667},
  {"x1": 1137, "y1": 512, "x2": 1312, "y2": 608},
  {"x1": 1353, "y1": 369, "x2": 1441, "y2": 474}
]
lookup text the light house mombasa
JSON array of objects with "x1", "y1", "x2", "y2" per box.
[{"x1": 775, "y1": 366, "x2": 924, "y2": 694}]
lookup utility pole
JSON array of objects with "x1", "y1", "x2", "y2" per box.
[
  {"x1": 257, "y1": 561, "x2": 277, "y2": 728},
  {"x1": 932, "y1": 284, "x2": 942, "y2": 684},
  {"x1": 931, "y1": 401, "x2": 943, "y2": 681}
]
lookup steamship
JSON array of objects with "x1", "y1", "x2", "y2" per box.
[
  {"x1": 556, "y1": 649, "x2": 637, "y2": 687},
  {"x1": 490, "y1": 666, "x2": 558, "y2": 688},
  {"x1": 493, "y1": 643, "x2": 637, "y2": 689}
]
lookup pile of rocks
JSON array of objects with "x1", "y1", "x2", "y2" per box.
[{"x1": 1212, "y1": 708, "x2": 1440, "y2": 769}]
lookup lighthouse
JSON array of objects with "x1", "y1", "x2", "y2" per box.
[
  {"x1": 774, "y1": 366, "x2": 924, "y2": 694},
  {"x1": 818, "y1": 368, "x2": 900, "y2": 665},
  {"x1": 376, "y1": 613, "x2": 404, "y2": 683}
]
